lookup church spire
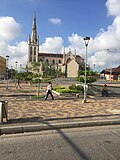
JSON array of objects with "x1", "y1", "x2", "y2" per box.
[
  {"x1": 32, "y1": 12, "x2": 36, "y2": 29},
  {"x1": 31, "y1": 12, "x2": 37, "y2": 43},
  {"x1": 28, "y1": 13, "x2": 39, "y2": 63}
]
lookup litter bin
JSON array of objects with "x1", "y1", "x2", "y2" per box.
[{"x1": 0, "y1": 101, "x2": 8, "y2": 123}]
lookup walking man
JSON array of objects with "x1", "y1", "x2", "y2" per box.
[{"x1": 45, "y1": 82, "x2": 54, "y2": 100}]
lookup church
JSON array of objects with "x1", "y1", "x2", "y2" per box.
[{"x1": 27, "y1": 14, "x2": 85, "y2": 77}]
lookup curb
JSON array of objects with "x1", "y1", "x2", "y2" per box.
[{"x1": 0, "y1": 119, "x2": 120, "y2": 135}]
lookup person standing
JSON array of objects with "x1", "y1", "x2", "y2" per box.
[
  {"x1": 45, "y1": 82, "x2": 54, "y2": 100},
  {"x1": 16, "y1": 79, "x2": 21, "y2": 89}
]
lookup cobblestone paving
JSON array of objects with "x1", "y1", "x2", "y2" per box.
[
  {"x1": 0, "y1": 96, "x2": 119, "y2": 120},
  {"x1": 0, "y1": 82, "x2": 120, "y2": 121}
]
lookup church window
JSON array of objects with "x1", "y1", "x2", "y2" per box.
[
  {"x1": 46, "y1": 59, "x2": 49, "y2": 64},
  {"x1": 39, "y1": 58, "x2": 42, "y2": 62},
  {"x1": 52, "y1": 59, "x2": 55, "y2": 64},
  {"x1": 30, "y1": 47, "x2": 32, "y2": 54},
  {"x1": 30, "y1": 56, "x2": 32, "y2": 62},
  {"x1": 58, "y1": 60, "x2": 61, "y2": 64},
  {"x1": 34, "y1": 47, "x2": 36, "y2": 55}
]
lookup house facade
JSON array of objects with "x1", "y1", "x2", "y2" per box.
[
  {"x1": 27, "y1": 14, "x2": 85, "y2": 78},
  {"x1": 101, "y1": 65, "x2": 120, "y2": 81},
  {"x1": 0, "y1": 55, "x2": 6, "y2": 79}
]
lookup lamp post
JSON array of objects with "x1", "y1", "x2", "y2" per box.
[
  {"x1": 93, "y1": 64, "x2": 95, "y2": 71},
  {"x1": 6, "y1": 55, "x2": 9, "y2": 89},
  {"x1": 15, "y1": 61, "x2": 18, "y2": 84},
  {"x1": 20, "y1": 64, "x2": 22, "y2": 73},
  {"x1": 15, "y1": 61, "x2": 18, "y2": 71},
  {"x1": 11, "y1": 66, "x2": 13, "y2": 79},
  {"x1": 83, "y1": 37, "x2": 90, "y2": 103},
  {"x1": 107, "y1": 49, "x2": 113, "y2": 82}
]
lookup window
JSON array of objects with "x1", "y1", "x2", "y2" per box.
[
  {"x1": 52, "y1": 59, "x2": 55, "y2": 64},
  {"x1": 34, "y1": 47, "x2": 36, "y2": 55},
  {"x1": 46, "y1": 59, "x2": 49, "y2": 64},
  {"x1": 59, "y1": 60, "x2": 61, "y2": 64}
]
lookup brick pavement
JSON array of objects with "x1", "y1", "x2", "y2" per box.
[{"x1": 0, "y1": 82, "x2": 120, "y2": 122}]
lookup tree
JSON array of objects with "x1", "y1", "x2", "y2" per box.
[{"x1": 77, "y1": 69, "x2": 97, "y2": 83}]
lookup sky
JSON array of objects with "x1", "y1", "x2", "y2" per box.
[{"x1": 0, "y1": 0, "x2": 120, "y2": 71}]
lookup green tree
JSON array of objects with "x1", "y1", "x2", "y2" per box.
[{"x1": 77, "y1": 69, "x2": 97, "y2": 83}]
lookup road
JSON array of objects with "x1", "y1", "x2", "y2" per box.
[{"x1": 0, "y1": 125, "x2": 120, "y2": 160}]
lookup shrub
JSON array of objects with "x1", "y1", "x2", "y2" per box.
[
  {"x1": 53, "y1": 84, "x2": 83, "y2": 93},
  {"x1": 76, "y1": 76, "x2": 97, "y2": 83},
  {"x1": 53, "y1": 86, "x2": 66, "y2": 91},
  {"x1": 69, "y1": 84, "x2": 84, "y2": 93}
]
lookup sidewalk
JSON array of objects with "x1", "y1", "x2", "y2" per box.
[{"x1": 0, "y1": 82, "x2": 120, "y2": 135}]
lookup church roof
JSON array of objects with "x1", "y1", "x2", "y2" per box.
[
  {"x1": 38, "y1": 52, "x2": 83, "y2": 59},
  {"x1": 38, "y1": 53, "x2": 63, "y2": 58}
]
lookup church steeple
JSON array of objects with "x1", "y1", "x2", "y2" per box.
[
  {"x1": 31, "y1": 12, "x2": 37, "y2": 43},
  {"x1": 28, "y1": 13, "x2": 39, "y2": 63}
]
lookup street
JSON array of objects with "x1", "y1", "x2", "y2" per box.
[{"x1": 0, "y1": 125, "x2": 120, "y2": 160}]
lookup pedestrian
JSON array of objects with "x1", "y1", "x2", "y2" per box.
[
  {"x1": 45, "y1": 82, "x2": 54, "y2": 100},
  {"x1": 16, "y1": 79, "x2": 21, "y2": 89},
  {"x1": 102, "y1": 84, "x2": 108, "y2": 97}
]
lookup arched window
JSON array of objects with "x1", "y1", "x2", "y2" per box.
[
  {"x1": 29, "y1": 47, "x2": 32, "y2": 62},
  {"x1": 46, "y1": 59, "x2": 49, "y2": 64},
  {"x1": 34, "y1": 47, "x2": 36, "y2": 55},
  {"x1": 59, "y1": 60, "x2": 61, "y2": 64},
  {"x1": 52, "y1": 59, "x2": 55, "y2": 64},
  {"x1": 30, "y1": 47, "x2": 32, "y2": 54},
  {"x1": 39, "y1": 58, "x2": 42, "y2": 62}
]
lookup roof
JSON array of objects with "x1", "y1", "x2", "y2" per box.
[
  {"x1": 101, "y1": 65, "x2": 120, "y2": 74},
  {"x1": 67, "y1": 59, "x2": 78, "y2": 65},
  {"x1": 38, "y1": 53, "x2": 83, "y2": 59},
  {"x1": 38, "y1": 53, "x2": 63, "y2": 58},
  {"x1": 113, "y1": 65, "x2": 120, "y2": 73}
]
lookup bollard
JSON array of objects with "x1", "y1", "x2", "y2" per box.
[
  {"x1": 0, "y1": 102, "x2": 3, "y2": 122},
  {"x1": 0, "y1": 101, "x2": 8, "y2": 123}
]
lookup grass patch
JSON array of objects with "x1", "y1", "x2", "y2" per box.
[
  {"x1": 31, "y1": 95, "x2": 45, "y2": 99},
  {"x1": 17, "y1": 90, "x2": 31, "y2": 93},
  {"x1": 53, "y1": 84, "x2": 83, "y2": 93}
]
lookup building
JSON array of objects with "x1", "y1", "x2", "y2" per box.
[
  {"x1": 27, "y1": 14, "x2": 85, "y2": 78},
  {"x1": 101, "y1": 65, "x2": 120, "y2": 81},
  {"x1": 0, "y1": 55, "x2": 6, "y2": 79}
]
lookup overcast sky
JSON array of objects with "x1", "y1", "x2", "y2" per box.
[{"x1": 0, "y1": 0, "x2": 120, "y2": 71}]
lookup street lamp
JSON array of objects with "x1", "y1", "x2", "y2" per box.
[
  {"x1": 93, "y1": 64, "x2": 95, "y2": 71},
  {"x1": 107, "y1": 49, "x2": 113, "y2": 82},
  {"x1": 83, "y1": 37, "x2": 90, "y2": 103},
  {"x1": 15, "y1": 61, "x2": 18, "y2": 84},
  {"x1": 20, "y1": 64, "x2": 22, "y2": 73},
  {"x1": 6, "y1": 55, "x2": 9, "y2": 89},
  {"x1": 11, "y1": 66, "x2": 13, "y2": 79},
  {"x1": 15, "y1": 61, "x2": 18, "y2": 71}
]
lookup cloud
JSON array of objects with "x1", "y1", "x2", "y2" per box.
[
  {"x1": 39, "y1": 36, "x2": 64, "y2": 53},
  {"x1": 106, "y1": 0, "x2": 120, "y2": 17},
  {"x1": 64, "y1": 0, "x2": 120, "y2": 71},
  {"x1": 0, "y1": 41, "x2": 28, "y2": 70},
  {"x1": 0, "y1": 16, "x2": 27, "y2": 70},
  {"x1": 87, "y1": 0, "x2": 120, "y2": 70},
  {"x1": 49, "y1": 17, "x2": 62, "y2": 24},
  {"x1": 0, "y1": 16, "x2": 21, "y2": 41},
  {"x1": 1, "y1": 0, "x2": 120, "y2": 72}
]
